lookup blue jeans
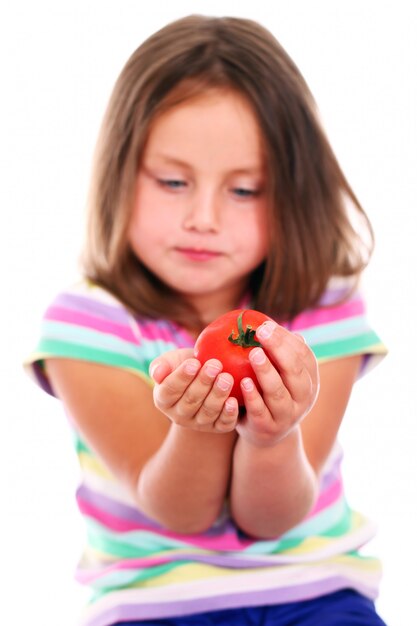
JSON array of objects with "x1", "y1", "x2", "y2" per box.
[{"x1": 114, "y1": 588, "x2": 387, "y2": 625}]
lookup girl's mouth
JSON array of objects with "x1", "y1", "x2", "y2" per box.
[{"x1": 175, "y1": 248, "x2": 222, "y2": 262}]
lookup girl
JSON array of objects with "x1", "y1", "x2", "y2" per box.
[{"x1": 25, "y1": 15, "x2": 387, "y2": 626}]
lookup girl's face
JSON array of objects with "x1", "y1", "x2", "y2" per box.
[{"x1": 129, "y1": 88, "x2": 269, "y2": 323}]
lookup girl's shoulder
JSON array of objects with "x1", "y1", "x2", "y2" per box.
[
  {"x1": 23, "y1": 278, "x2": 191, "y2": 398},
  {"x1": 286, "y1": 276, "x2": 387, "y2": 376},
  {"x1": 46, "y1": 278, "x2": 194, "y2": 346},
  {"x1": 35, "y1": 277, "x2": 142, "y2": 345},
  {"x1": 47, "y1": 277, "x2": 130, "y2": 314}
]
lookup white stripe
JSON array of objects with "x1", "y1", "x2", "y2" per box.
[{"x1": 79, "y1": 558, "x2": 380, "y2": 624}]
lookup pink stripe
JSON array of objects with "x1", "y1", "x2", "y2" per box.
[
  {"x1": 181, "y1": 532, "x2": 252, "y2": 551},
  {"x1": 78, "y1": 480, "x2": 343, "y2": 557},
  {"x1": 76, "y1": 555, "x2": 173, "y2": 584},
  {"x1": 78, "y1": 498, "x2": 143, "y2": 532},
  {"x1": 78, "y1": 498, "x2": 253, "y2": 551},
  {"x1": 45, "y1": 305, "x2": 180, "y2": 345},
  {"x1": 290, "y1": 298, "x2": 365, "y2": 332},
  {"x1": 76, "y1": 480, "x2": 344, "y2": 585},
  {"x1": 307, "y1": 479, "x2": 343, "y2": 519},
  {"x1": 45, "y1": 306, "x2": 136, "y2": 343}
]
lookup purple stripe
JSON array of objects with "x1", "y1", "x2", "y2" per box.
[
  {"x1": 53, "y1": 292, "x2": 129, "y2": 325},
  {"x1": 319, "y1": 453, "x2": 343, "y2": 492},
  {"x1": 31, "y1": 361, "x2": 55, "y2": 396},
  {"x1": 318, "y1": 285, "x2": 359, "y2": 306},
  {"x1": 170, "y1": 554, "x2": 287, "y2": 568},
  {"x1": 76, "y1": 485, "x2": 161, "y2": 528},
  {"x1": 85, "y1": 577, "x2": 377, "y2": 626},
  {"x1": 52, "y1": 292, "x2": 193, "y2": 347},
  {"x1": 77, "y1": 552, "x2": 289, "y2": 581},
  {"x1": 76, "y1": 485, "x2": 238, "y2": 539}
]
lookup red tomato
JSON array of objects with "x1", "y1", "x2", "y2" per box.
[{"x1": 194, "y1": 309, "x2": 273, "y2": 406}]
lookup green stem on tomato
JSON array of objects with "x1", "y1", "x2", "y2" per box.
[{"x1": 228, "y1": 312, "x2": 262, "y2": 348}]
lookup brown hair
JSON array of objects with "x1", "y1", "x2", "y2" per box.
[{"x1": 82, "y1": 15, "x2": 373, "y2": 327}]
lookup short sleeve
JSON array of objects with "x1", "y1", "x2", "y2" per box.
[
  {"x1": 287, "y1": 278, "x2": 387, "y2": 377},
  {"x1": 23, "y1": 280, "x2": 166, "y2": 397}
]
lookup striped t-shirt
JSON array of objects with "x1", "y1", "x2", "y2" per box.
[{"x1": 24, "y1": 278, "x2": 387, "y2": 626}]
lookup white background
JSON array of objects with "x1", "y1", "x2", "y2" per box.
[{"x1": 2, "y1": 1, "x2": 416, "y2": 625}]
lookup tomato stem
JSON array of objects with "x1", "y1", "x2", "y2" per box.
[{"x1": 228, "y1": 311, "x2": 262, "y2": 348}]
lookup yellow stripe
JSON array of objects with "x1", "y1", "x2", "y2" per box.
[
  {"x1": 78, "y1": 451, "x2": 115, "y2": 480},
  {"x1": 131, "y1": 553, "x2": 382, "y2": 589},
  {"x1": 136, "y1": 562, "x2": 251, "y2": 588}
]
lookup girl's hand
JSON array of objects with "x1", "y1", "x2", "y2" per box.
[
  {"x1": 150, "y1": 349, "x2": 239, "y2": 433},
  {"x1": 236, "y1": 321, "x2": 319, "y2": 447}
]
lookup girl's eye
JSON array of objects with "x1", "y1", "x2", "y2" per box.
[
  {"x1": 157, "y1": 179, "x2": 187, "y2": 190},
  {"x1": 232, "y1": 188, "x2": 259, "y2": 198}
]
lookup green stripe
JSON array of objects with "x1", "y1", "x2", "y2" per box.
[
  {"x1": 87, "y1": 528, "x2": 152, "y2": 558},
  {"x1": 85, "y1": 520, "x2": 190, "y2": 557},
  {"x1": 302, "y1": 315, "x2": 368, "y2": 344},
  {"x1": 37, "y1": 337, "x2": 149, "y2": 374},
  {"x1": 74, "y1": 435, "x2": 91, "y2": 455},
  {"x1": 312, "y1": 331, "x2": 382, "y2": 360},
  {"x1": 41, "y1": 320, "x2": 177, "y2": 363},
  {"x1": 268, "y1": 508, "x2": 352, "y2": 555},
  {"x1": 91, "y1": 561, "x2": 183, "y2": 593},
  {"x1": 42, "y1": 320, "x2": 139, "y2": 357},
  {"x1": 84, "y1": 505, "x2": 353, "y2": 561}
]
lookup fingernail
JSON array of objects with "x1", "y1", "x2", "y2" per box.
[
  {"x1": 250, "y1": 348, "x2": 266, "y2": 365},
  {"x1": 217, "y1": 375, "x2": 231, "y2": 391},
  {"x1": 257, "y1": 321, "x2": 274, "y2": 340},
  {"x1": 225, "y1": 399, "x2": 236, "y2": 413},
  {"x1": 205, "y1": 363, "x2": 221, "y2": 378},
  {"x1": 241, "y1": 378, "x2": 254, "y2": 391},
  {"x1": 185, "y1": 360, "x2": 200, "y2": 375},
  {"x1": 149, "y1": 362, "x2": 160, "y2": 379}
]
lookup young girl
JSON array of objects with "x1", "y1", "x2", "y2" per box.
[{"x1": 25, "y1": 15, "x2": 388, "y2": 626}]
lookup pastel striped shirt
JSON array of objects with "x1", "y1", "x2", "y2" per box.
[{"x1": 24, "y1": 278, "x2": 387, "y2": 626}]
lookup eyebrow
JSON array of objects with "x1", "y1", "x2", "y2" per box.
[{"x1": 150, "y1": 153, "x2": 264, "y2": 175}]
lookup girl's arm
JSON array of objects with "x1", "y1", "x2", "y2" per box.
[
  {"x1": 46, "y1": 355, "x2": 237, "y2": 534},
  {"x1": 229, "y1": 320, "x2": 362, "y2": 539}
]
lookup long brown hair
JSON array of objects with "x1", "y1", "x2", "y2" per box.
[{"x1": 82, "y1": 15, "x2": 373, "y2": 327}]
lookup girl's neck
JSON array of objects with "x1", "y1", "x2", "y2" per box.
[{"x1": 183, "y1": 284, "x2": 251, "y2": 332}]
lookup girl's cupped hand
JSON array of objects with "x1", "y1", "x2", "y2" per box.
[
  {"x1": 236, "y1": 321, "x2": 320, "y2": 447},
  {"x1": 149, "y1": 321, "x2": 318, "y2": 443},
  {"x1": 150, "y1": 349, "x2": 239, "y2": 433}
]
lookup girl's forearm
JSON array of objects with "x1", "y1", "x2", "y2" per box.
[
  {"x1": 230, "y1": 427, "x2": 318, "y2": 539},
  {"x1": 136, "y1": 425, "x2": 237, "y2": 534}
]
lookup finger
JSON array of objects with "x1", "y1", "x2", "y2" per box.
[
  {"x1": 193, "y1": 372, "x2": 235, "y2": 427},
  {"x1": 268, "y1": 340, "x2": 318, "y2": 405},
  {"x1": 257, "y1": 321, "x2": 312, "y2": 360},
  {"x1": 240, "y1": 376, "x2": 272, "y2": 422},
  {"x1": 214, "y1": 396, "x2": 239, "y2": 432},
  {"x1": 149, "y1": 359, "x2": 173, "y2": 384},
  {"x1": 246, "y1": 350, "x2": 294, "y2": 413},
  {"x1": 249, "y1": 344, "x2": 314, "y2": 413},
  {"x1": 153, "y1": 358, "x2": 202, "y2": 410},
  {"x1": 175, "y1": 359, "x2": 225, "y2": 419},
  {"x1": 255, "y1": 324, "x2": 318, "y2": 401},
  {"x1": 149, "y1": 348, "x2": 195, "y2": 383}
]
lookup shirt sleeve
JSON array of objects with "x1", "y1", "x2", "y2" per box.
[
  {"x1": 23, "y1": 280, "x2": 156, "y2": 398},
  {"x1": 287, "y1": 278, "x2": 387, "y2": 377}
]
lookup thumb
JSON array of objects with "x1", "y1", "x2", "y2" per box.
[{"x1": 149, "y1": 358, "x2": 172, "y2": 383}]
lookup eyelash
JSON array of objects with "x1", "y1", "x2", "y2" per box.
[
  {"x1": 233, "y1": 188, "x2": 259, "y2": 198},
  {"x1": 157, "y1": 179, "x2": 260, "y2": 198},
  {"x1": 157, "y1": 179, "x2": 186, "y2": 190}
]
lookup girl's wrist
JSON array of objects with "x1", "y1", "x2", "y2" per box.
[
  {"x1": 168, "y1": 422, "x2": 238, "y2": 456},
  {"x1": 235, "y1": 425, "x2": 305, "y2": 467},
  {"x1": 236, "y1": 421, "x2": 302, "y2": 451}
]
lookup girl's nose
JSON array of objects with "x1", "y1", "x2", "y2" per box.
[{"x1": 182, "y1": 190, "x2": 220, "y2": 233}]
